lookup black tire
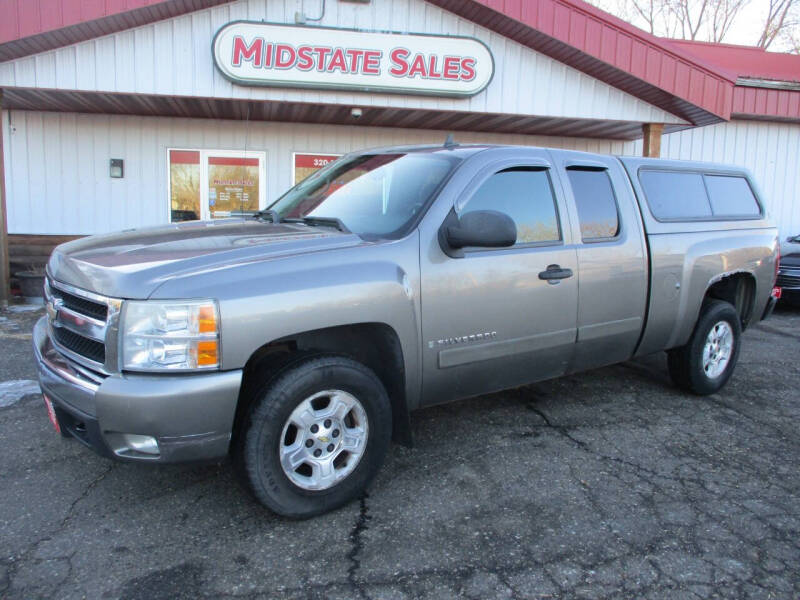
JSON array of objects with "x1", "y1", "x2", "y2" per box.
[
  {"x1": 236, "y1": 354, "x2": 391, "y2": 518},
  {"x1": 667, "y1": 299, "x2": 742, "y2": 395}
]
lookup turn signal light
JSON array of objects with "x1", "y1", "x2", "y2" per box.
[
  {"x1": 196, "y1": 341, "x2": 219, "y2": 367},
  {"x1": 198, "y1": 305, "x2": 217, "y2": 333}
]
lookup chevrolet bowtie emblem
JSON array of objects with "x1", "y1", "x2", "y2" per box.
[
  {"x1": 46, "y1": 300, "x2": 59, "y2": 322},
  {"x1": 318, "y1": 436, "x2": 329, "y2": 443}
]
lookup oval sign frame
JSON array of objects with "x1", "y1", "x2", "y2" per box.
[{"x1": 212, "y1": 21, "x2": 494, "y2": 98}]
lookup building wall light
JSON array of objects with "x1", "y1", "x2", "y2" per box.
[{"x1": 110, "y1": 158, "x2": 124, "y2": 178}]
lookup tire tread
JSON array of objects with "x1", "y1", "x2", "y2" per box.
[
  {"x1": 667, "y1": 299, "x2": 741, "y2": 396},
  {"x1": 235, "y1": 354, "x2": 391, "y2": 518}
]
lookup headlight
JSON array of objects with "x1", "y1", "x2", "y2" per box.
[{"x1": 121, "y1": 300, "x2": 219, "y2": 371}]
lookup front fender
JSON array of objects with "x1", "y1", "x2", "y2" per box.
[{"x1": 150, "y1": 235, "x2": 422, "y2": 410}]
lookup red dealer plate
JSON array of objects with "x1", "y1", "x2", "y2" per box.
[{"x1": 43, "y1": 395, "x2": 61, "y2": 434}]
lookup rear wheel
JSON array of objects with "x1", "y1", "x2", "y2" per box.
[
  {"x1": 667, "y1": 299, "x2": 742, "y2": 395},
  {"x1": 236, "y1": 355, "x2": 391, "y2": 518}
]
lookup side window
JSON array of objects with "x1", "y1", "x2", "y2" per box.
[
  {"x1": 459, "y1": 167, "x2": 560, "y2": 245},
  {"x1": 639, "y1": 170, "x2": 712, "y2": 220},
  {"x1": 566, "y1": 168, "x2": 620, "y2": 240},
  {"x1": 704, "y1": 175, "x2": 761, "y2": 217}
]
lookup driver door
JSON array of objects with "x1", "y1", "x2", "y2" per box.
[{"x1": 419, "y1": 153, "x2": 578, "y2": 406}]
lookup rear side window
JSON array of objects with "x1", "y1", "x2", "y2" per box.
[
  {"x1": 639, "y1": 171, "x2": 712, "y2": 219},
  {"x1": 638, "y1": 169, "x2": 761, "y2": 221},
  {"x1": 460, "y1": 167, "x2": 560, "y2": 245},
  {"x1": 704, "y1": 175, "x2": 761, "y2": 217},
  {"x1": 566, "y1": 168, "x2": 620, "y2": 240}
]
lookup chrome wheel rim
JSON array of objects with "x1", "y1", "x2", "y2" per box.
[
  {"x1": 278, "y1": 390, "x2": 369, "y2": 491},
  {"x1": 702, "y1": 321, "x2": 734, "y2": 379}
]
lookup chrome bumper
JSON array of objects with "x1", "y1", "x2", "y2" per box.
[{"x1": 33, "y1": 316, "x2": 243, "y2": 463}]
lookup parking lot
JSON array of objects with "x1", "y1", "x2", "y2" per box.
[{"x1": 1, "y1": 305, "x2": 799, "y2": 599}]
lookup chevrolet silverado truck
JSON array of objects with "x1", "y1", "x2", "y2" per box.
[{"x1": 34, "y1": 144, "x2": 780, "y2": 518}]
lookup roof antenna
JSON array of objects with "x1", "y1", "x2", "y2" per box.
[{"x1": 444, "y1": 133, "x2": 457, "y2": 149}]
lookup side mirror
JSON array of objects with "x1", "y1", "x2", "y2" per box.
[{"x1": 441, "y1": 210, "x2": 516, "y2": 256}]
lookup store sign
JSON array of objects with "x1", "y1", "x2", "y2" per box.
[
  {"x1": 293, "y1": 153, "x2": 341, "y2": 185},
  {"x1": 212, "y1": 22, "x2": 494, "y2": 97}
]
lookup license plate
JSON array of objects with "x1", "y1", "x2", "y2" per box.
[{"x1": 43, "y1": 395, "x2": 61, "y2": 434}]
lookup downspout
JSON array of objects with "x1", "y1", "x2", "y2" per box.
[{"x1": 0, "y1": 98, "x2": 10, "y2": 308}]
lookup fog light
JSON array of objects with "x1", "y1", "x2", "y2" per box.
[{"x1": 121, "y1": 433, "x2": 159, "y2": 455}]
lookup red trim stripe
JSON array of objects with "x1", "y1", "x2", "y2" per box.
[
  {"x1": 208, "y1": 156, "x2": 259, "y2": 166},
  {"x1": 169, "y1": 150, "x2": 200, "y2": 165},
  {"x1": 294, "y1": 154, "x2": 340, "y2": 168}
]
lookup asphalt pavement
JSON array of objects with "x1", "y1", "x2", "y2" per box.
[{"x1": 1, "y1": 304, "x2": 799, "y2": 599}]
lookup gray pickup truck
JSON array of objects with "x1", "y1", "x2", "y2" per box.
[{"x1": 34, "y1": 143, "x2": 780, "y2": 517}]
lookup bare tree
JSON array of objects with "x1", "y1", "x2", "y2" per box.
[
  {"x1": 786, "y1": 29, "x2": 800, "y2": 52},
  {"x1": 588, "y1": 0, "x2": 748, "y2": 42},
  {"x1": 669, "y1": 0, "x2": 710, "y2": 40},
  {"x1": 629, "y1": 0, "x2": 667, "y2": 34},
  {"x1": 590, "y1": 0, "x2": 800, "y2": 50},
  {"x1": 707, "y1": 0, "x2": 750, "y2": 42},
  {"x1": 756, "y1": 0, "x2": 799, "y2": 49}
]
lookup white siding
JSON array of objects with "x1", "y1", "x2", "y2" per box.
[
  {"x1": 3, "y1": 109, "x2": 637, "y2": 235},
  {"x1": 0, "y1": 0, "x2": 686, "y2": 125},
  {"x1": 642, "y1": 119, "x2": 800, "y2": 239}
]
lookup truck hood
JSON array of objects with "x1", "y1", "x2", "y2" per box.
[{"x1": 47, "y1": 219, "x2": 365, "y2": 299}]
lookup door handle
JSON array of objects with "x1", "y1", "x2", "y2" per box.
[{"x1": 538, "y1": 264, "x2": 573, "y2": 283}]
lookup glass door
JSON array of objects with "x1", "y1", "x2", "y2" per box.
[{"x1": 169, "y1": 149, "x2": 266, "y2": 222}]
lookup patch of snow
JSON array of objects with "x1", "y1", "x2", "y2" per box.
[
  {"x1": 0, "y1": 380, "x2": 41, "y2": 408},
  {"x1": 7, "y1": 304, "x2": 44, "y2": 313}
]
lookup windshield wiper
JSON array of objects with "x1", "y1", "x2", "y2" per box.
[
  {"x1": 256, "y1": 210, "x2": 349, "y2": 233},
  {"x1": 255, "y1": 209, "x2": 282, "y2": 224},
  {"x1": 298, "y1": 216, "x2": 350, "y2": 233}
]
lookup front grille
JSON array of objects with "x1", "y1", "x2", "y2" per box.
[
  {"x1": 53, "y1": 327, "x2": 106, "y2": 364},
  {"x1": 55, "y1": 288, "x2": 108, "y2": 321},
  {"x1": 777, "y1": 267, "x2": 800, "y2": 289},
  {"x1": 47, "y1": 278, "x2": 116, "y2": 368}
]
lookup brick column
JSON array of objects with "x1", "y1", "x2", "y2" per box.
[{"x1": 642, "y1": 123, "x2": 664, "y2": 158}]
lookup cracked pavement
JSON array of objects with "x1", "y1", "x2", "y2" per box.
[{"x1": 1, "y1": 305, "x2": 799, "y2": 599}]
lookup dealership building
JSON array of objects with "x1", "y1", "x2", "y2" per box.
[{"x1": 0, "y1": 0, "x2": 799, "y2": 295}]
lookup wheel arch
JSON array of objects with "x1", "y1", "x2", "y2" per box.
[
  {"x1": 702, "y1": 270, "x2": 757, "y2": 330},
  {"x1": 234, "y1": 322, "x2": 412, "y2": 448}
]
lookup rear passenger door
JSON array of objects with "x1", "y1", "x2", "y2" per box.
[
  {"x1": 549, "y1": 150, "x2": 649, "y2": 372},
  {"x1": 419, "y1": 151, "x2": 578, "y2": 406}
]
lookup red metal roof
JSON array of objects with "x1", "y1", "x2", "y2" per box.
[
  {"x1": 669, "y1": 40, "x2": 800, "y2": 122},
  {"x1": 670, "y1": 40, "x2": 800, "y2": 84},
  {"x1": 732, "y1": 86, "x2": 800, "y2": 122},
  {"x1": 426, "y1": 0, "x2": 737, "y2": 125},
  {"x1": 0, "y1": 0, "x2": 162, "y2": 42},
  {"x1": 0, "y1": 0, "x2": 235, "y2": 61}
]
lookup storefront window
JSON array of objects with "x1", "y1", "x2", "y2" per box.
[
  {"x1": 207, "y1": 156, "x2": 260, "y2": 218},
  {"x1": 168, "y1": 149, "x2": 266, "y2": 222},
  {"x1": 293, "y1": 153, "x2": 342, "y2": 185},
  {"x1": 169, "y1": 150, "x2": 201, "y2": 222}
]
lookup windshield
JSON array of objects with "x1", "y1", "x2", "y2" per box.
[{"x1": 268, "y1": 152, "x2": 460, "y2": 238}]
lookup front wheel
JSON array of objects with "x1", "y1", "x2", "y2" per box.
[
  {"x1": 236, "y1": 355, "x2": 392, "y2": 518},
  {"x1": 667, "y1": 299, "x2": 742, "y2": 395}
]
